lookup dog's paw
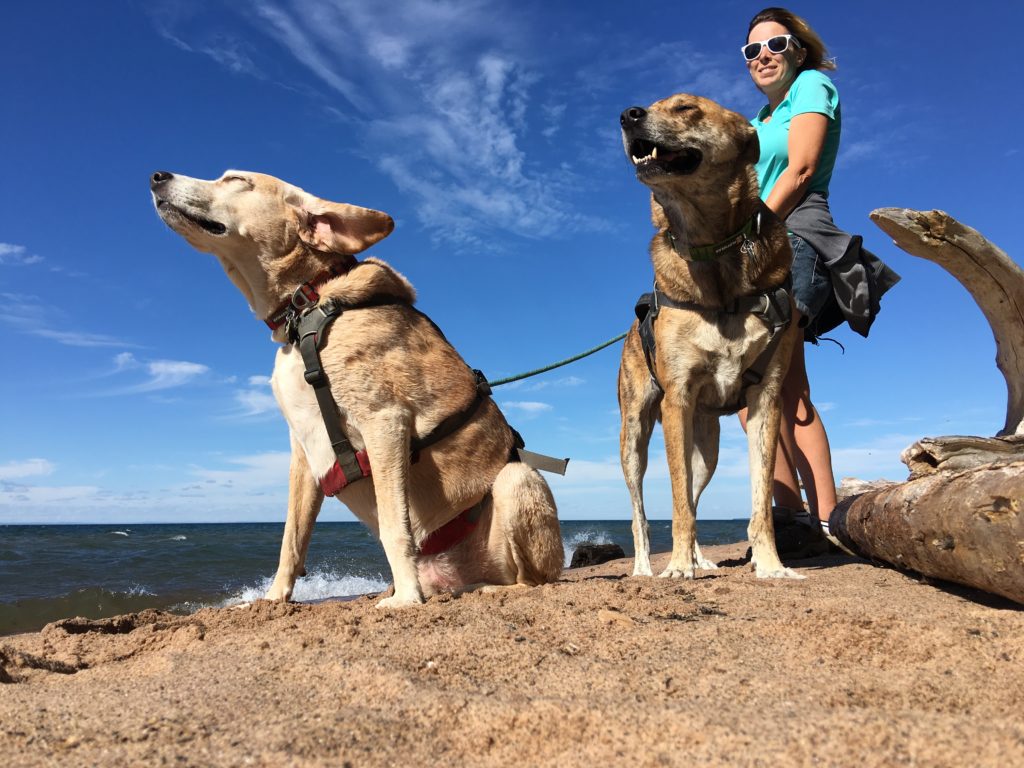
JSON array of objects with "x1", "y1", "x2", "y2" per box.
[
  {"x1": 695, "y1": 557, "x2": 719, "y2": 571},
  {"x1": 632, "y1": 562, "x2": 654, "y2": 577},
  {"x1": 375, "y1": 593, "x2": 425, "y2": 609},
  {"x1": 754, "y1": 564, "x2": 806, "y2": 580},
  {"x1": 658, "y1": 567, "x2": 695, "y2": 580},
  {"x1": 263, "y1": 584, "x2": 292, "y2": 602}
]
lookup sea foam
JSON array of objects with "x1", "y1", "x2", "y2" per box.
[
  {"x1": 561, "y1": 529, "x2": 614, "y2": 567},
  {"x1": 221, "y1": 570, "x2": 390, "y2": 607}
]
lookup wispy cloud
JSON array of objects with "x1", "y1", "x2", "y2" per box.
[
  {"x1": 0, "y1": 292, "x2": 136, "y2": 348},
  {"x1": 501, "y1": 400, "x2": 554, "y2": 417},
  {"x1": 498, "y1": 375, "x2": 586, "y2": 392},
  {"x1": 106, "y1": 352, "x2": 209, "y2": 393},
  {"x1": 0, "y1": 452, "x2": 294, "y2": 522},
  {"x1": 0, "y1": 243, "x2": 43, "y2": 266},
  {"x1": 188, "y1": 451, "x2": 292, "y2": 489},
  {"x1": 831, "y1": 433, "x2": 916, "y2": 481},
  {"x1": 231, "y1": 375, "x2": 278, "y2": 418},
  {"x1": 0, "y1": 458, "x2": 55, "y2": 481},
  {"x1": 153, "y1": 0, "x2": 612, "y2": 248}
]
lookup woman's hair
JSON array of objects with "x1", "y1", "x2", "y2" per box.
[{"x1": 748, "y1": 7, "x2": 836, "y2": 71}]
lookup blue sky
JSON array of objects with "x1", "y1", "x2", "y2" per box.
[{"x1": 2, "y1": 0, "x2": 1021, "y2": 524}]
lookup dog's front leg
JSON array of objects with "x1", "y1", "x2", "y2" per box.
[
  {"x1": 689, "y1": 413, "x2": 721, "y2": 571},
  {"x1": 660, "y1": 385, "x2": 700, "y2": 579},
  {"x1": 363, "y1": 413, "x2": 424, "y2": 608},
  {"x1": 746, "y1": 386, "x2": 804, "y2": 580},
  {"x1": 266, "y1": 434, "x2": 325, "y2": 601}
]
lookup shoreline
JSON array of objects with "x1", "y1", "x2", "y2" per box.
[{"x1": 3, "y1": 543, "x2": 1023, "y2": 766}]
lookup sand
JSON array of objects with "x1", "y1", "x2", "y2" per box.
[{"x1": 2, "y1": 545, "x2": 1023, "y2": 767}]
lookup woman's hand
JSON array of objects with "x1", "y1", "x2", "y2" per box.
[{"x1": 765, "y1": 111, "x2": 829, "y2": 219}]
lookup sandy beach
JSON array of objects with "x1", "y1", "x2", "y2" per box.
[{"x1": 2, "y1": 544, "x2": 1022, "y2": 767}]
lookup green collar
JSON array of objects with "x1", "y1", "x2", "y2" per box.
[{"x1": 665, "y1": 208, "x2": 762, "y2": 262}]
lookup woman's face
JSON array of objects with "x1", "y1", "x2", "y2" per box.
[{"x1": 746, "y1": 20, "x2": 806, "y2": 97}]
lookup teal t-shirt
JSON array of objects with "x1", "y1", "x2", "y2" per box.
[{"x1": 751, "y1": 69, "x2": 841, "y2": 201}]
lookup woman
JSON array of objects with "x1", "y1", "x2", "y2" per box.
[{"x1": 739, "y1": 8, "x2": 900, "y2": 553}]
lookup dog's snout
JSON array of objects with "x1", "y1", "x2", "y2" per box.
[
  {"x1": 620, "y1": 107, "x2": 647, "y2": 128},
  {"x1": 151, "y1": 171, "x2": 174, "y2": 190}
]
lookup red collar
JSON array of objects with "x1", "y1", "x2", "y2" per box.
[{"x1": 264, "y1": 262, "x2": 354, "y2": 331}]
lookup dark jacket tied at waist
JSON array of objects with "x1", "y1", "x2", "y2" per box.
[{"x1": 786, "y1": 192, "x2": 901, "y2": 338}]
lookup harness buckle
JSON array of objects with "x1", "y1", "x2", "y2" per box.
[{"x1": 291, "y1": 283, "x2": 319, "y2": 311}]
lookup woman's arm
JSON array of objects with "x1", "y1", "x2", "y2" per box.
[{"x1": 764, "y1": 111, "x2": 829, "y2": 220}]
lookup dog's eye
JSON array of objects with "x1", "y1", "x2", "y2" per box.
[
  {"x1": 222, "y1": 176, "x2": 253, "y2": 188},
  {"x1": 673, "y1": 104, "x2": 696, "y2": 114}
]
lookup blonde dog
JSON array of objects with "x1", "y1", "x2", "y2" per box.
[
  {"x1": 617, "y1": 94, "x2": 802, "y2": 580},
  {"x1": 151, "y1": 170, "x2": 563, "y2": 607}
]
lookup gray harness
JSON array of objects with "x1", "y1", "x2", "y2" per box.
[{"x1": 634, "y1": 282, "x2": 792, "y2": 415}]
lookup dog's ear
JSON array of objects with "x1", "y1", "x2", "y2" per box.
[{"x1": 295, "y1": 196, "x2": 395, "y2": 255}]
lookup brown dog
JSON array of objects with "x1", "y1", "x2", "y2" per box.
[
  {"x1": 617, "y1": 94, "x2": 802, "y2": 580},
  {"x1": 151, "y1": 171, "x2": 563, "y2": 607}
]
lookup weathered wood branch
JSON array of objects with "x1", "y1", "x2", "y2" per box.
[
  {"x1": 832, "y1": 461, "x2": 1024, "y2": 604},
  {"x1": 870, "y1": 208, "x2": 1024, "y2": 436},
  {"x1": 823, "y1": 210, "x2": 1024, "y2": 603},
  {"x1": 902, "y1": 434, "x2": 1024, "y2": 478}
]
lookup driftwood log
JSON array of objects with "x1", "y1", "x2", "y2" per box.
[
  {"x1": 828, "y1": 210, "x2": 1024, "y2": 604},
  {"x1": 870, "y1": 208, "x2": 1024, "y2": 436},
  {"x1": 832, "y1": 461, "x2": 1024, "y2": 603}
]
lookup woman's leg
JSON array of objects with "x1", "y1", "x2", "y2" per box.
[{"x1": 777, "y1": 318, "x2": 838, "y2": 521}]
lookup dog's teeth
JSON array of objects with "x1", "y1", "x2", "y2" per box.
[
  {"x1": 651, "y1": 146, "x2": 658, "y2": 159},
  {"x1": 632, "y1": 155, "x2": 641, "y2": 165}
]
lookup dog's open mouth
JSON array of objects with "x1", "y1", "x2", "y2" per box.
[
  {"x1": 156, "y1": 200, "x2": 227, "y2": 236},
  {"x1": 629, "y1": 139, "x2": 703, "y2": 178}
]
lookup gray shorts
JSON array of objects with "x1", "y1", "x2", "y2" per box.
[{"x1": 789, "y1": 234, "x2": 837, "y2": 341}]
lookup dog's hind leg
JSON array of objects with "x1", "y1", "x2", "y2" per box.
[
  {"x1": 266, "y1": 434, "x2": 326, "y2": 601},
  {"x1": 488, "y1": 462, "x2": 563, "y2": 586},
  {"x1": 746, "y1": 384, "x2": 804, "y2": 580},
  {"x1": 689, "y1": 412, "x2": 720, "y2": 571},
  {"x1": 619, "y1": 331, "x2": 662, "y2": 577}
]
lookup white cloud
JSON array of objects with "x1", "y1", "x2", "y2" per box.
[
  {"x1": 0, "y1": 243, "x2": 43, "y2": 266},
  {"x1": 234, "y1": 387, "x2": 279, "y2": 417},
  {"x1": 0, "y1": 458, "x2": 55, "y2": 481},
  {"x1": 189, "y1": 451, "x2": 292, "y2": 489},
  {"x1": 158, "y1": 0, "x2": 609, "y2": 248},
  {"x1": 105, "y1": 352, "x2": 209, "y2": 393},
  {"x1": 248, "y1": 375, "x2": 271, "y2": 386},
  {"x1": 0, "y1": 292, "x2": 135, "y2": 348},
  {"x1": 0, "y1": 452, "x2": 296, "y2": 523},
  {"x1": 831, "y1": 433, "x2": 915, "y2": 481},
  {"x1": 501, "y1": 400, "x2": 554, "y2": 416}
]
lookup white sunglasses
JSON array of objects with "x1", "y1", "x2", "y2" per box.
[{"x1": 741, "y1": 34, "x2": 801, "y2": 62}]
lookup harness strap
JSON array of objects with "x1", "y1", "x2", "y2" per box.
[
  {"x1": 418, "y1": 503, "x2": 484, "y2": 557},
  {"x1": 635, "y1": 282, "x2": 792, "y2": 413},
  {"x1": 410, "y1": 370, "x2": 491, "y2": 458},
  {"x1": 295, "y1": 301, "x2": 370, "y2": 493}
]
